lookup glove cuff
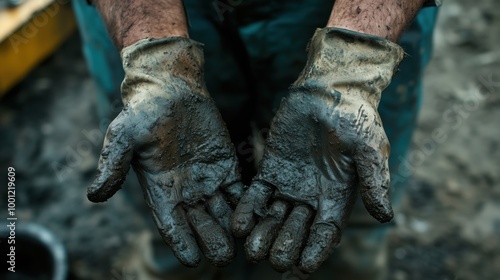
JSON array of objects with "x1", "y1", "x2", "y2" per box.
[
  {"x1": 292, "y1": 27, "x2": 404, "y2": 108},
  {"x1": 120, "y1": 37, "x2": 207, "y2": 104}
]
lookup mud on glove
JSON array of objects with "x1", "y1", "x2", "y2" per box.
[
  {"x1": 232, "y1": 28, "x2": 404, "y2": 273},
  {"x1": 87, "y1": 37, "x2": 244, "y2": 268}
]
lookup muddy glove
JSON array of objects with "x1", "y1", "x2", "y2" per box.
[
  {"x1": 232, "y1": 28, "x2": 404, "y2": 273},
  {"x1": 87, "y1": 37, "x2": 244, "y2": 267}
]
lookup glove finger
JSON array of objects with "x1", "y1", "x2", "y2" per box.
[
  {"x1": 151, "y1": 204, "x2": 201, "y2": 267},
  {"x1": 245, "y1": 200, "x2": 290, "y2": 263},
  {"x1": 186, "y1": 205, "x2": 235, "y2": 267},
  {"x1": 222, "y1": 181, "x2": 245, "y2": 208},
  {"x1": 298, "y1": 191, "x2": 355, "y2": 273},
  {"x1": 355, "y1": 142, "x2": 393, "y2": 223},
  {"x1": 87, "y1": 120, "x2": 133, "y2": 202},
  {"x1": 269, "y1": 205, "x2": 313, "y2": 272},
  {"x1": 207, "y1": 191, "x2": 233, "y2": 233},
  {"x1": 232, "y1": 181, "x2": 273, "y2": 237}
]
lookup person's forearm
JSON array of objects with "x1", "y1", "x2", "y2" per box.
[
  {"x1": 327, "y1": 0, "x2": 425, "y2": 42},
  {"x1": 94, "y1": 0, "x2": 188, "y2": 49}
]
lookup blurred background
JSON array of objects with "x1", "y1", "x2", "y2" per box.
[{"x1": 0, "y1": 0, "x2": 499, "y2": 279}]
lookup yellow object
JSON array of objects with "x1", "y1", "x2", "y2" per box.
[{"x1": 0, "y1": 0, "x2": 76, "y2": 96}]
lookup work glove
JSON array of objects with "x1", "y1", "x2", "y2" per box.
[
  {"x1": 87, "y1": 37, "x2": 244, "y2": 268},
  {"x1": 232, "y1": 28, "x2": 404, "y2": 273}
]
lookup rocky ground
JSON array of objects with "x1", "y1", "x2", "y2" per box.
[
  {"x1": 389, "y1": 0, "x2": 500, "y2": 279},
  {"x1": 1, "y1": 0, "x2": 499, "y2": 279}
]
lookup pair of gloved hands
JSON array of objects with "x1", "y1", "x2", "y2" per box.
[{"x1": 87, "y1": 28, "x2": 404, "y2": 273}]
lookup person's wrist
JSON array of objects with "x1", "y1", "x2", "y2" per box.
[
  {"x1": 325, "y1": 0, "x2": 425, "y2": 42},
  {"x1": 292, "y1": 28, "x2": 403, "y2": 109},
  {"x1": 121, "y1": 29, "x2": 189, "y2": 49},
  {"x1": 119, "y1": 26, "x2": 189, "y2": 49},
  {"x1": 94, "y1": 1, "x2": 189, "y2": 49},
  {"x1": 326, "y1": 17, "x2": 404, "y2": 42}
]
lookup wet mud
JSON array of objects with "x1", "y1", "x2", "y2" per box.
[{"x1": 233, "y1": 28, "x2": 404, "y2": 272}]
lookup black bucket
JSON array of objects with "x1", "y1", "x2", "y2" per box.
[{"x1": 1, "y1": 223, "x2": 67, "y2": 280}]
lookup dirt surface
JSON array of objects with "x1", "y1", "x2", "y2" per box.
[
  {"x1": 0, "y1": 33, "x2": 149, "y2": 279},
  {"x1": 0, "y1": 0, "x2": 499, "y2": 279},
  {"x1": 388, "y1": 0, "x2": 500, "y2": 279}
]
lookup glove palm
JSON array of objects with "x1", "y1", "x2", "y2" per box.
[
  {"x1": 88, "y1": 38, "x2": 243, "y2": 267},
  {"x1": 233, "y1": 28, "x2": 404, "y2": 273}
]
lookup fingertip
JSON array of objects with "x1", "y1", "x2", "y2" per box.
[
  {"x1": 369, "y1": 204, "x2": 394, "y2": 223},
  {"x1": 231, "y1": 181, "x2": 272, "y2": 237},
  {"x1": 87, "y1": 183, "x2": 109, "y2": 203},
  {"x1": 297, "y1": 259, "x2": 316, "y2": 274},
  {"x1": 86, "y1": 176, "x2": 124, "y2": 202},
  {"x1": 86, "y1": 190, "x2": 104, "y2": 203},
  {"x1": 204, "y1": 227, "x2": 235, "y2": 267},
  {"x1": 209, "y1": 240, "x2": 235, "y2": 268},
  {"x1": 176, "y1": 248, "x2": 202, "y2": 268},
  {"x1": 186, "y1": 206, "x2": 235, "y2": 267},
  {"x1": 269, "y1": 205, "x2": 313, "y2": 273},
  {"x1": 298, "y1": 224, "x2": 341, "y2": 274},
  {"x1": 161, "y1": 231, "x2": 202, "y2": 268},
  {"x1": 219, "y1": 250, "x2": 236, "y2": 267},
  {"x1": 232, "y1": 210, "x2": 255, "y2": 237},
  {"x1": 361, "y1": 189, "x2": 394, "y2": 223},
  {"x1": 153, "y1": 207, "x2": 202, "y2": 268},
  {"x1": 245, "y1": 200, "x2": 289, "y2": 262},
  {"x1": 87, "y1": 186, "x2": 99, "y2": 202},
  {"x1": 87, "y1": 129, "x2": 132, "y2": 203},
  {"x1": 244, "y1": 221, "x2": 274, "y2": 262},
  {"x1": 269, "y1": 259, "x2": 291, "y2": 273}
]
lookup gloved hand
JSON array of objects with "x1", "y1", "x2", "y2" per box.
[
  {"x1": 87, "y1": 37, "x2": 244, "y2": 268},
  {"x1": 232, "y1": 28, "x2": 404, "y2": 273}
]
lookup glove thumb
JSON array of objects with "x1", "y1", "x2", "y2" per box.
[
  {"x1": 355, "y1": 143, "x2": 393, "y2": 223},
  {"x1": 87, "y1": 118, "x2": 133, "y2": 202}
]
